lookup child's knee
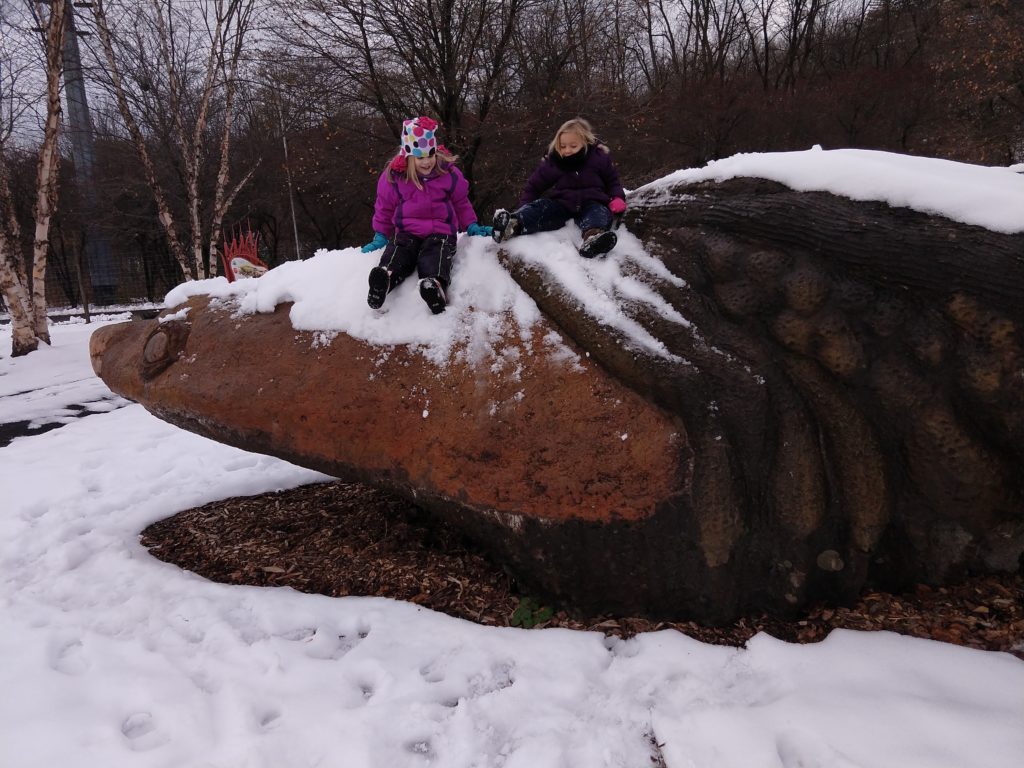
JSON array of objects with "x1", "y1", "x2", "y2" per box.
[
  {"x1": 416, "y1": 235, "x2": 454, "y2": 279},
  {"x1": 579, "y1": 204, "x2": 612, "y2": 231}
]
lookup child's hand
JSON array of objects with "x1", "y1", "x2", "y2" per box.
[
  {"x1": 609, "y1": 197, "x2": 627, "y2": 215},
  {"x1": 467, "y1": 222, "x2": 493, "y2": 237},
  {"x1": 361, "y1": 232, "x2": 388, "y2": 253}
]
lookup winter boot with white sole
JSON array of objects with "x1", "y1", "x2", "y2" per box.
[
  {"x1": 579, "y1": 228, "x2": 617, "y2": 259},
  {"x1": 419, "y1": 277, "x2": 448, "y2": 314},
  {"x1": 491, "y1": 209, "x2": 521, "y2": 244},
  {"x1": 367, "y1": 266, "x2": 391, "y2": 309}
]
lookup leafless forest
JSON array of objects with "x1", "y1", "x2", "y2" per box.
[{"x1": 0, "y1": 0, "x2": 1021, "y2": 340}]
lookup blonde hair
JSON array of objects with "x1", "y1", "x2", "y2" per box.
[
  {"x1": 388, "y1": 147, "x2": 459, "y2": 190},
  {"x1": 547, "y1": 118, "x2": 597, "y2": 155}
]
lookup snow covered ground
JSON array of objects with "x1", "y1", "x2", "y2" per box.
[{"x1": 2, "y1": 149, "x2": 1023, "y2": 767}]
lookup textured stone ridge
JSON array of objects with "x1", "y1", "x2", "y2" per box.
[{"x1": 527, "y1": 176, "x2": 1024, "y2": 616}]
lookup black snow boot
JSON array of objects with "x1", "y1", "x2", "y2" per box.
[
  {"x1": 367, "y1": 266, "x2": 390, "y2": 309},
  {"x1": 419, "y1": 277, "x2": 448, "y2": 314},
  {"x1": 579, "y1": 228, "x2": 617, "y2": 259},
  {"x1": 492, "y1": 209, "x2": 520, "y2": 244}
]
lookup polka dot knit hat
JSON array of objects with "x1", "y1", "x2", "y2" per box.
[{"x1": 400, "y1": 116, "x2": 438, "y2": 158}]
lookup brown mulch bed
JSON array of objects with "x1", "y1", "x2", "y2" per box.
[{"x1": 141, "y1": 481, "x2": 1024, "y2": 658}]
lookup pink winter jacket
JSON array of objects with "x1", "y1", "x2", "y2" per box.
[{"x1": 371, "y1": 163, "x2": 479, "y2": 238}]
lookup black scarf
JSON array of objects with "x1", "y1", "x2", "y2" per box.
[{"x1": 552, "y1": 146, "x2": 588, "y2": 171}]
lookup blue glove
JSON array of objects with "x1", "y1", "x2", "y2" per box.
[
  {"x1": 467, "y1": 222, "x2": 493, "y2": 237},
  {"x1": 361, "y1": 232, "x2": 388, "y2": 253}
]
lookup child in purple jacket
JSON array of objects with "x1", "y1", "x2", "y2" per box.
[
  {"x1": 362, "y1": 116, "x2": 491, "y2": 313},
  {"x1": 491, "y1": 118, "x2": 627, "y2": 258}
]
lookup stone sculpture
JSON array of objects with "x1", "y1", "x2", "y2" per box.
[{"x1": 90, "y1": 176, "x2": 1024, "y2": 623}]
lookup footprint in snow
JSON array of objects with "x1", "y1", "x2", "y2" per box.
[
  {"x1": 48, "y1": 636, "x2": 90, "y2": 676},
  {"x1": 301, "y1": 626, "x2": 367, "y2": 660},
  {"x1": 776, "y1": 729, "x2": 860, "y2": 768},
  {"x1": 120, "y1": 712, "x2": 169, "y2": 751}
]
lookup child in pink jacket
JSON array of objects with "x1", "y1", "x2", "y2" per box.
[{"x1": 362, "y1": 117, "x2": 491, "y2": 313}]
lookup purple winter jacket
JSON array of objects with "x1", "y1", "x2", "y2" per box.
[
  {"x1": 371, "y1": 163, "x2": 479, "y2": 238},
  {"x1": 519, "y1": 144, "x2": 626, "y2": 213}
]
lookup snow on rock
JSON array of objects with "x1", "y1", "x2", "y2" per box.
[{"x1": 636, "y1": 146, "x2": 1024, "y2": 233}]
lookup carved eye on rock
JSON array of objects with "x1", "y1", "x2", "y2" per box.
[{"x1": 141, "y1": 320, "x2": 191, "y2": 380}]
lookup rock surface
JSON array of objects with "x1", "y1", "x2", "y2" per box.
[
  {"x1": 90, "y1": 298, "x2": 706, "y2": 617},
  {"x1": 91, "y1": 177, "x2": 1024, "y2": 623}
]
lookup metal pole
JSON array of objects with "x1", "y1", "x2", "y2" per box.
[{"x1": 277, "y1": 97, "x2": 302, "y2": 261}]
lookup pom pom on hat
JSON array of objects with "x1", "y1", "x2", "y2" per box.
[
  {"x1": 400, "y1": 116, "x2": 438, "y2": 158},
  {"x1": 389, "y1": 154, "x2": 408, "y2": 173}
]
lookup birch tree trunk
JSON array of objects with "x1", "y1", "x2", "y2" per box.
[
  {"x1": 29, "y1": 0, "x2": 68, "y2": 345},
  {"x1": 0, "y1": 0, "x2": 68, "y2": 356},
  {"x1": 207, "y1": 0, "x2": 259, "y2": 275},
  {"x1": 151, "y1": 0, "x2": 223, "y2": 279},
  {"x1": 0, "y1": 150, "x2": 35, "y2": 355},
  {"x1": 92, "y1": 0, "x2": 192, "y2": 280},
  {"x1": 93, "y1": 0, "x2": 258, "y2": 282},
  {"x1": 0, "y1": 231, "x2": 37, "y2": 356},
  {"x1": 3, "y1": 159, "x2": 30, "y2": 298}
]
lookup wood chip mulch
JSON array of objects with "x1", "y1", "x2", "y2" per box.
[{"x1": 141, "y1": 481, "x2": 1024, "y2": 658}]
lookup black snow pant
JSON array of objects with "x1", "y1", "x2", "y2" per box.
[{"x1": 376, "y1": 232, "x2": 456, "y2": 292}]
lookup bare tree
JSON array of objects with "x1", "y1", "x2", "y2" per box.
[
  {"x1": 204, "y1": 2, "x2": 261, "y2": 275},
  {"x1": 0, "y1": 145, "x2": 36, "y2": 356},
  {"x1": 630, "y1": 0, "x2": 685, "y2": 90},
  {"x1": 0, "y1": 0, "x2": 66, "y2": 356},
  {"x1": 91, "y1": 2, "x2": 190, "y2": 278},
  {"x1": 276, "y1": 0, "x2": 527, "y2": 180},
  {"x1": 90, "y1": 0, "x2": 260, "y2": 281},
  {"x1": 29, "y1": 0, "x2": 67, "y2": 342},
  {"x1": 737, "y1": 0, "x2": 781, "y2": 89}
]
